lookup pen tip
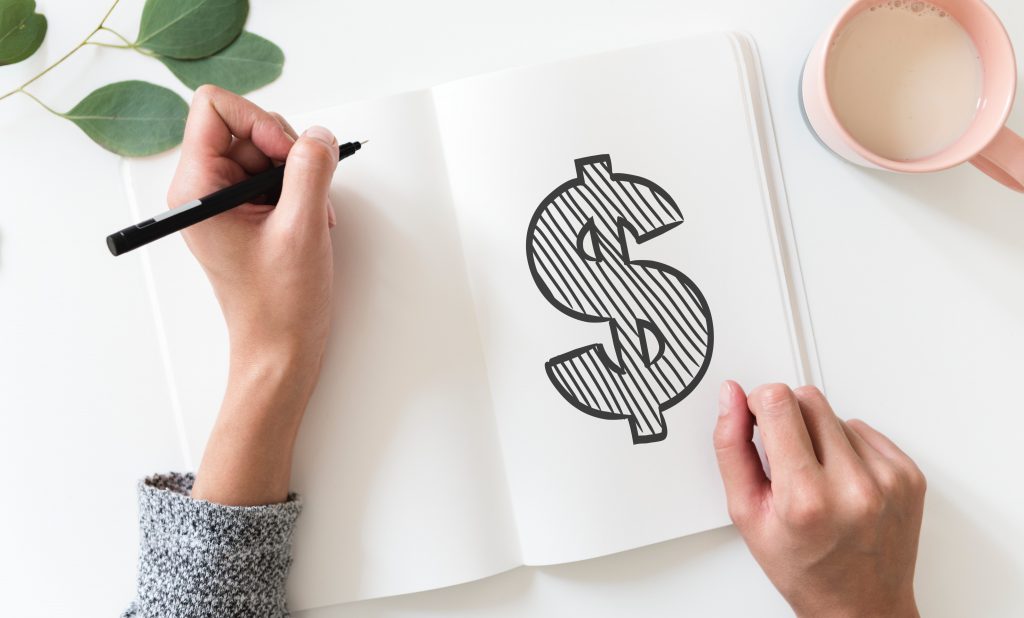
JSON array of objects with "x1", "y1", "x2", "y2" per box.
[{"x1": 360, "y1": 140, "x2": 369, "y2": 145}]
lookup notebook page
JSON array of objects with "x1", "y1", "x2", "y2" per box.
[
  {"x1": 433, "y1": 34, "x2": 803, "y2": 564},
  {"x1": 123, "y1": 90, "x2": 520, "y2": 608}
]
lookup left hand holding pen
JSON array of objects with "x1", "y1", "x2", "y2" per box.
[{"x1": 714, "y1": 381, "x2": 926, "y2": 618}]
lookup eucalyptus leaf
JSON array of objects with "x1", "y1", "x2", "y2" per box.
[
  {"x1": 0, "y1": 0, "x2": 46, "y2": 66},
  {"x1": 65, "y1": 81, "x2": 188, "y2": 157},
  {"x1": 158, "y1": 31, "x2": 283, "y2": 94},
  {"x1": 136, "y1": 0, "x2": 247, "y2": 60}
]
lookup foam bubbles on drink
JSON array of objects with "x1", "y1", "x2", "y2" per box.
[
  {"x1": 826, "y1": 1, "x2": 982, "y2": 161},
  {"x1": 866, "y1": 2, "x2": 946, "y2": 18}
]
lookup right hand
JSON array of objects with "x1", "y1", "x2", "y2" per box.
[
  {"x1": 713, "y1": 382, "x2": 926, "y2": 617},
  {"x1": 167, "y1": 85, "x2": 340, "y2": 365},
  {"x1": 168, "y1": 86, "x2": 341, "y2": 505}
]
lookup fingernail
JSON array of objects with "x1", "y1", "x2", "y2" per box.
[
  {"x1": 719, "y1": 381, "x2": 733, "y2": 416},
  {"x1": 303, "y1": 125, "x2": 336, "y2": 146}
]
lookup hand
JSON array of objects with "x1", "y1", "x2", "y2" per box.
[
  {"x1": 714, "y1": 382, "x2": 926, "y2": 618},
  {"x1": 168, "y1": 85, "x2": 338, "y2": 362},
  {"x1": 167, "y1": 85, "x2": 341, "y2": 506}
]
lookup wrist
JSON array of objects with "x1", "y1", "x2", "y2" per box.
[
  {"x1": 223, "y1": 305, "x2": 330, "y2": 371},
  {"x1": 192, "y1": 341, "x2": 324, "y2": 506},
  {"x1": 229, "y1": 340, "x2": 323, "y2": 377},
  {"x1": 226, "y1": 343, "x2": 324, "y2": 418}
]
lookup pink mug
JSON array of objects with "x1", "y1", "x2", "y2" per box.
[{"x1": 802, "y1": 0, "x2": 1024, "y2": 192}]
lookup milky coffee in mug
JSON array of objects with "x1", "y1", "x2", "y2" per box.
[{"x1": 802, "y1": 0, "x2": 1024, "y2": 192}]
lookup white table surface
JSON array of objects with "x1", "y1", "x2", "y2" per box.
[{"x1": 2, "y1": 1, "x2": 1023, "y2": 616}]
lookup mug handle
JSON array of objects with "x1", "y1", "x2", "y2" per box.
[{"x1": 971, "y1": 127, "x2": 1024, "y2": 192}]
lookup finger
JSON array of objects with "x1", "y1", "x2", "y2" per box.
[
  {"x1": 792, "y1": 386, "x2": 857, "y2": 469},
  {"x1": 268, "y1": 113, "x2": 298, "y2": 168},
  {"x1": 747, "y1": 384, "x2": 821, "y2": 483},
  {"x1": 846, "y1": 419, "x2": 917, "y2": 469},
  {"x1": 170, "y1": 87, "x2": 295, "y2": 207},
  {"x1": 271, "y1": 112, "x2": 299, "y2": 140},
  {"x1": 182, "y1": 85, "x2": 294, "y2": 162},
  {"x1": 275, "y1": 126, "x2": 339, "y2": 228},
  {"x1": 839, "y1": 419, "x2": 884, "y2": 464},
  {"x1": 327, "y1": 198, "x2": 337, "y2": 228},
  {"x1": 713, "y1": 381, "x2": 769, "y2": 525},
  {"x1": 226, "y1": 138, "x2": 273, "y2": 175},
  {"x1": 846, "y1": 419, "x2": 927, "y2": 498},
  {"x1": 838, "y1": 419, "x2": 899, "y2": 489}
]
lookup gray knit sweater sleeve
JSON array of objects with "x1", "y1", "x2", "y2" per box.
[{"x1": 122, "y1": 473, "x2": 302, "y2": 618}]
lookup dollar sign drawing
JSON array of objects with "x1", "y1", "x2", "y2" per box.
[{"x1": 526, "y1": 155, "x2": 714, "y2": 444}]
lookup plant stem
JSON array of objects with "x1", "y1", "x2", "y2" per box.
[
  {"x1": 99, "y1": 26, "x2": 134, "y2": 47},
  {"x1": 98, "y1": 0, "x2": 123, "y2": 26},
  {"x1": 85, "y1": 41, "x2": 132, "y2": 50},
  {"x1": 0, "y1": 40, "x2": 87, "y2": 102},
  {"x1": 18, "y1": 89, "x2": 65, "y2": 118},
  {"x1": 0, "y1": 0, "x2": 125, "y2": 103},
  {"x1": 91, "y1": 27, "x2": 158, "y2": 57}
]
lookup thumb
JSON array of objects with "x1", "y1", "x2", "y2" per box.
[
  {"x1": 713, "y1": 380, "x2": 769, "y2": 527},
  {"x1": 275, "y1": 125, "x2": 339, "y2": 228}
]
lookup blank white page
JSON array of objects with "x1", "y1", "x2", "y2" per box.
[
  {"x1": 124, "y1": 90, "x2": 520, "y2": 609},
  {"x1": 433, "y1": 33, "x2": 805, "y2": 564}
]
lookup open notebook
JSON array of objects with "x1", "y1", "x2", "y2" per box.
[{"x1": 123, "y1": 32, "x2": 819, "y2": 611}]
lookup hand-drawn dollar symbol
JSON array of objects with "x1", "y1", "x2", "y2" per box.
[{"x1": 526, "y1": 155, "x2": 713, "y2": 444}]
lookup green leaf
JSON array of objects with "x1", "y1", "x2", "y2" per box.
[
  {"x1": 136, "y1": 0, "x2": 248, "y2": 60},
  {"x1": 0, "y1": 0, "x2": 47, "y2": 66},
  {"x1": 65, "y1": 81, "x2": 188, "y2": 157},
  {"x1": 158, "y1": 31, "x2": 283, "y2": 94}
]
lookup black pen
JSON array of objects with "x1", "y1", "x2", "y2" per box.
[{"x1": 106, "y1": 140, "x2": 367, "y2": 256}]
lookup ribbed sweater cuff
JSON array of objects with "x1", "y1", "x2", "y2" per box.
[{"x1": 128, "y1": 472, "x2": 302, "y2": 618}]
